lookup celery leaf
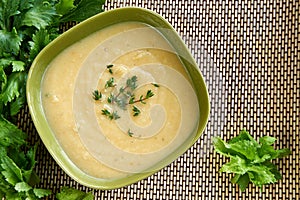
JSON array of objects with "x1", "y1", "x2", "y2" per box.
[
  {"x1": 59, "y1": 0, "x2": 106, "y2": 23},
  {"x1": 213, "y1": 129, "x2": 291, "y2": 191},
  {"x1": 0, "y1": 28, "x2": 22, "y2": 56},
  {"x1": 56, "y1": 187, "x2": 94, "y2": 200},
  {"x1": 21, "y1": 0, "x2": 57, "y2": 29}
]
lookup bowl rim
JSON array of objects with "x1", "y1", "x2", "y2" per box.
[{"x1": 26, "y1": 6, "x2": 210, "y2": 189}]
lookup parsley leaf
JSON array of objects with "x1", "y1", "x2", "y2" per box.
[
  {"x1": 0, "y1": 0, "x2": 21, "y2": 31},
  {"x1": 55, "y1": 0, "x2": 76, "y2": 15},
  {"x1": 0, "y1": 72, "x2": 27, "y2": 109},
  {"x1": 56, "y1": 187, "x2": 94, "y2": 200},
  {"x1": 0, "y1": 28, "x2": 22, "y2": 56},
  {"x1": 213, "y1": 129, "x2": 291, "y2": 191},
  {"x1": 1, "y1": 155, "x2": 23, "y2": 186},
  {"x1": 21, "y1": 0, "x2": 57, "y2": 29},
  {"x1": 0, "y1": 0, "x2": 107, "y2": 199},
  {"x1": 58, "y1": 0, "x2": 106, "y2": 23},
  {"x1": 33, "y1": 188, "x2": 53, "y2": 199},
  {"x1": 0, "y1": 116, "x2": 52, "y2": 199},
  {"x1": 0, "y1": 114, "x2": 26, "y2": 148},
  {"x1": 28, "y1": 28, "x2": 53, "y2": 62}
]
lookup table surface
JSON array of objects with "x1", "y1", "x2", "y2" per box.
[{"x1": 19, "y1": 0, "x2": 299, "y2": 199}]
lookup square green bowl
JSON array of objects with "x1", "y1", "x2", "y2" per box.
[{"x1": 26, "y1": 7, "x2": 210, "y2": 189}]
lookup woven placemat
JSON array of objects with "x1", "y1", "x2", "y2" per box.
[{"x1": 18, "y1": 0, "x2": 299, "y2": 199}]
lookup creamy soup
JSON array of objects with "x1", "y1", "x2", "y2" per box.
[{"x1": 42, "y1": 22, "x2": 199, "y2": 178}]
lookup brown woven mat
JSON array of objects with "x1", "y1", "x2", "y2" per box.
[{"x1": 18, "y1": 0, "x2": 299, "y2": 199}]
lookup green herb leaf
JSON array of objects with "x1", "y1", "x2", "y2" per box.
[
  {"x1": 92, "y1": 90, "x2": 102, "y2": 100},
  {"x1": 126, "y1": 75, "x2": 138, "y2": 90},
  {"x1": 33, "y1": 188, "x2": 52, "y2": 198},
  {"x1": 139, "y1": 95, "x2": 145, "y2": 104},
  {"x1": 14, "y1": 182, "x2": 32, "y2": 192},
  {"x1": 107, "y1": 93, "x2": 114, "y2": 103},
  {"x1": 0, "y1": 0, "x2": 107, "y2": 198},
  {"x1": 101, "y1": 109, "x2": 110, "y2": 116},
  {"x1": 0, "y1": 72, "x2": 27, "y2": 106},
  {"x1": 28, "y1": 28, "x2": 53, "y2": 63},
  {"x1": 56, "y1": 187, "x2": 94, "y2": 200},
  {"x1": 0, "y1": 115, "x2": 27, "y2": 148},
  {"x1": 0, "y1": 66, "x2": 7, "y2": 90},
  {"x1": 151, "y1": 83, "x2": 160, "y2": 87},
  {"x1": 112, "y1": 111, "x2": 120, "y2": 120},
  {"x1": 58, "y1": 0, "x2": 106, "y2": 23},
  {"x1": 0, "y1": 28, "x2": 22, "y2": 56},
  {"x1": 1, "y1": 155, "x2": 23, "y2": 185},
  {"x1": 105, "y1": 77, "x2": 115, "y2": 89},
  {"x1": 129, "y1": 95, "x2": 135, "y2": 104},
  {"x1": 213, "y1": 129, "x2": 291, "y2": 191},
  {"x1": 55, "y1": 0, "x2": 76, "y2": 16},
  {"x1": 231, "y1": 173, "x2": 250, "y2": 192},
  {"x1": 106, "y1": 64, "x2": 113, "y2": 74},
  {"x1": 11, "y1": 60, "x2": 25, "y2": 72},
  {"x1": 21, "y1": 1, "x2": 57, "y2": 29},
  {"x1": 146, "y1": 90, "x2": 154, "y2": 98},
  {"x1": 101, "y1": 109, "x2": 120, "y2": 120},
  {"x1": 127, "y1": 129, "x2": 134, "y2": 137},
  {"x1": 0, "y1": 0, "x2": 21, "y2": 31},
  {"x1": 132, "y1": 106, "x2": 140, "y2": 117},
  {"x1": 94, "y1": 75, "x2": 157, "y2": 119},
  {"x1": 128, "y1": 89, "x2": 154, "y2": 105}
]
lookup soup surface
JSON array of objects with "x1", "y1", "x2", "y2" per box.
[{"x1": 42, "y1": 22, "x2": 199, "y2": 178}]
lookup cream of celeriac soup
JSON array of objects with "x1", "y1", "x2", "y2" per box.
[{"x1": 42, "y1": 22, "x2": 199, "y2": 179}]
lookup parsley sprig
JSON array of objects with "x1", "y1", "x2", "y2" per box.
[
  {"x1": 213, "y1": 129, "x2": 291, "y2": 191},
  {"x1": 0, "y1": 0, "x2": 106, "y2": 199}
]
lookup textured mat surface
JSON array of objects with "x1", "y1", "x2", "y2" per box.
[{"x1": 19, "y1": 0, "x2": 299, "y2": 199}]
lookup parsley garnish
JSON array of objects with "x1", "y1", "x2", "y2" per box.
[
  {"x1": 213, "y1": 129, "x2": 291, "y2": 191},
  {"x1": 0, "y1": 0, "x2": 106, "y2": 199},
  {"x1": 56, "y1": 187, "x2": 94, "y2": 200}
]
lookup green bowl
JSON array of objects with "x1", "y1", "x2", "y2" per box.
[{"x1": 26, "y1": 7, "x2": 210, "y2": 189}]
